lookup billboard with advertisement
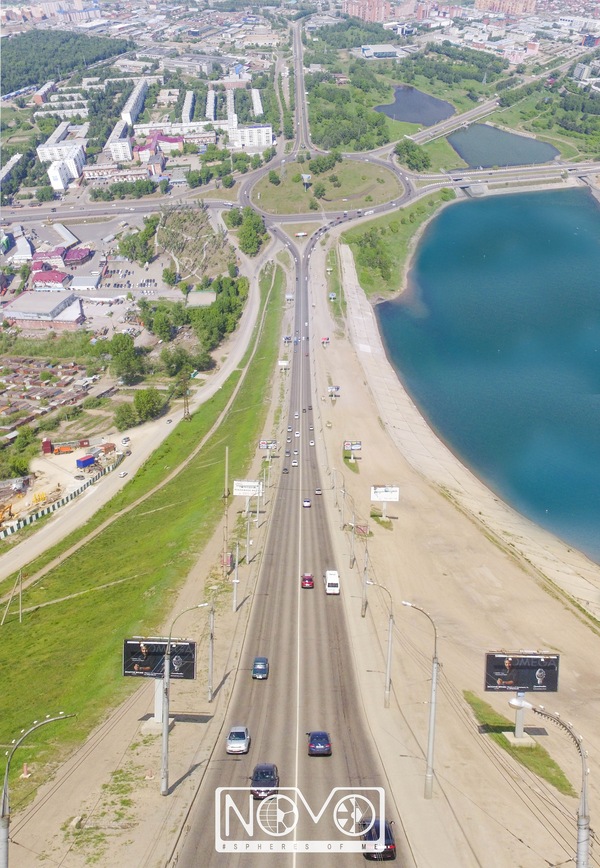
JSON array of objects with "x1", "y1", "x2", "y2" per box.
[
  {"x1": 484, "y1": 652, "x2": 559, "y2": 692},
  {"x1": 370, "y1": 485, "x2": 400, "y2": 503},
  {"x1": 259, "y1": 440, "x2": 278, "y2": 450},
  {"x1": 123, "y1": 638, "x2": 197, "y2": 679},
  {"x1": 343, "y1": 441, "x2": 362, "y2": 451},
  {"x1": 233, "y1": 480, "x2": 262, "y2": 497}
]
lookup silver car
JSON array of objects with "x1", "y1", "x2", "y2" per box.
[{"x1": 226, "y1": 725, "x2": 250, "y2": 754}]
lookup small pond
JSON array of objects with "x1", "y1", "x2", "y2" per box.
[
  {"x1": 375, "y1": 85, "x2": 455, "y2": 126},
  {"x1": 448, "y1": 123, "x2": 560, "y2": 168}
]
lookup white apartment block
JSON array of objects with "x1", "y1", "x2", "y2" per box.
[
  {"x1": 251, "y1": 89, "x2": 263, "y2": 117},
  {"x1": 121, "y1": 79, "x2": 148, "y2": 127},
  {"x1": 182, "y1": 90, "x2": 195, "y2": 124},
  {"x1": 48, "y1": 160, "x2": 73, "y2": 192},
  {"x1": 206, "y1": 89, "x2": 216, "y2": 121},
  {"x1": 105, "y1": 119, "x2": 133, "y2": 161},
  {"x1": 227, "y1": 123, "x2": 273, "y2": 150}
]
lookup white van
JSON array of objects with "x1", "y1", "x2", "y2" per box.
[{"x1": 324, "y1": 570, "x2": 340, "y2": 595}]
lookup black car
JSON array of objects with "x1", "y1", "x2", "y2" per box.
[
  {"x1": 307, "y1": 731, "x2": 332, "y2": 756},
  {"x1": 360, "y1": 818, "x2": 396, "y2": 861},
  {"x1": 250, "y1": 763, "x2": 279, "y2": 799}
]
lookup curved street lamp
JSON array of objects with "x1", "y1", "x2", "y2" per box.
[
  {"x1": 509, "y1": 697, "x2": 590, "y2": 868},
  {"x1": 1, "y1": 712, "x2": 75, "y2": 868},
  {"x1": 161, "y1": 603, "x2": 208, "y2": 797},
  {"x1": 367, "y1": 581, "x2": 394, "y2": 709},
  {"x1": 402, "y1": 601, "x2": 439, "y2": 800}
]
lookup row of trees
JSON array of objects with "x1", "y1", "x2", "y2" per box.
[{"x1": 90, "y1": 178, "x2": 164, "y2": 201}]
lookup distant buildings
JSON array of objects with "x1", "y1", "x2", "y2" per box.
[
  {"x1": 341, "y1": 0, "x2": 392, "y2": 23},
  {"x1": 121, "y1": 79, "x2": 148, "y2": 127},
  {"x1": 182, "y1": 91, "x2": 195, "y2": 124},
  {"x1": 37, "y1": 121, "x2": 87, "y2": 192},
  {"x1": 475, "y1": 0, "x2": 536, "y2": 13}
]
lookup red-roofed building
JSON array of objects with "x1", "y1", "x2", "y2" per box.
[
  {"x1": 64, "y1": 247, "x2": 92, "y2": 265},
  {"x1": 32, "y1": 246, "x2": 66, "y2": 268},
  {"x1": 32, "y1": 270, "x2": 69, "y2": 290}
]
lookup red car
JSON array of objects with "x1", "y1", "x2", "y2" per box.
[{"x1": 301, "y1": 573, "x2": 314, "y2": 589}]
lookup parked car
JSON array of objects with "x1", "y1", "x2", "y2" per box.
[
  {"x1": 301, "y1": 573, "x2": 314, "y2": 589},
  {"x1": 226, "y1": 725, "x2": 250, "y2": 754},
  {"x1": 252, "y1": 656, "x2": 269, "y2": 679},
  {"x1": 250, "y1": 763, "x2": 279, "y2": 799},
  {"x1": 307, "y1": 731, "x2": 332, "y2": 756},
  {"x1": 360, "y1": 819, "x2": 396, "y2": 861}
]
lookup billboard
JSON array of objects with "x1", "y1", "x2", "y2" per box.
[
  {"x1": 484, "y1": 652, "x2": 559, "y2": 692},
  {"x1": 123, "y1": 638, "x2": 197, "y2": 679},
  {"x1": 370, "y1": 485, "x2": 400, "y2": 503},
  {"x1": 343, "y1": 441, "x2": 362, "y2": 451},
  {"x1": 259, "y1": 440, "x2": 277, "y2": 450},
  {"x1": 233, "y1": 480, "x2": 262, "y2": 497}
]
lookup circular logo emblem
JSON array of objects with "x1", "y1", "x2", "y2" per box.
[
  {"x1": 333, "y1": 794, "x2": 376, "y2": 837},
  {"x1": 256, "y1": 795, "x2": 299, "y2": 836}
]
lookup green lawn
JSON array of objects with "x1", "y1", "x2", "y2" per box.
[
  {"x1": 0, "y1": 263, "x2": 285, "y2": 805},
  {"x1": 253, "y1": 159, "x2": 402, "y2": 215}
]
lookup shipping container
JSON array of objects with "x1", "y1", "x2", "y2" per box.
[
  {"x1": 76, "y1": 455, "x2": 95, "y2": 469},
  {"x1": 41, "y1": 438, "x2": 53, "y2": 454},
  {"x1": 79, "y1": 439, "x2": 90, "y2": 448},
  {"x1": 101, "y1": 442, "x2": 116, "y2": 454}
]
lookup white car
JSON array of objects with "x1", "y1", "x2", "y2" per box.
[
  {"x1": 226, "y1": 725, "x2": 250, "y2": 754},
  {"x1": 292, "y1": 459, "x2": 298, "y2": 467},
  {"x1": 303, "y1": 499, "x2": 311, "y2": 508},
  {"x1": 295, "y1": 431, "x2": 300, "y2": 438},
  {"x1": 119, "y1": 471, "x2": 128, "y2": 478},
  {"x1": 309, "y1": 440, "x2": 315, "y2": 447}
]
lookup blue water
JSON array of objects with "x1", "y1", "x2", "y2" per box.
[
  {"x1": 376, "y1": 188, "x2": 600, "y2": 563},
  {"x1": 375, "y1": 85, "x2": 454, "y2": 126},
  {"x1": 448, "y1": 123, "x2": 560, "y2": 167}
]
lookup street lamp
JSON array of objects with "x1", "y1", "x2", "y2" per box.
[
  {"x1": 161, "y1": 603, "x2": 208, "y2": 797},
  {"x1": 2, "y1": 713, "x2": 75, "y2": 868},
  {"x1": 402, "y1": 601, "x2": 439, "y2": 800},
  {"x1": 366, "y1": 582, "x2": 393, "y2": 708},
  {"x1": 509, "y1": 697, "x2": 590, "y2": 868}
]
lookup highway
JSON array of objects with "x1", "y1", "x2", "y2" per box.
[{"x1": 175, "y1": 243, "x2": 406, "y2": 864}]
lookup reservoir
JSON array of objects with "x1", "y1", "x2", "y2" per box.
[
  {"x1": 448, "y1": 123, "x2": 560, "y2": 167},
  {"x1": 375, "y1": 85, "x2": 454, "y2": 126},
  {"x1": 376, "y1": 188, "x2": 600, "y2": 563}
]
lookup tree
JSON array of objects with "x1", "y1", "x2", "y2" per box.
[
  {"x1": 110, "y1": 333, "x2": 142, "y2": 383},
  {"x1": 36, "y1": 186, "x2": 54, "y2": 202},
  {"x1": 162, "y1": 267, "x2": 177, "y2": 286},
  {"x1": 159, "y1": 179, "x2": 169, "y2": 194},
  {"x1": 134, "y1": 388, "x2": 165, "y2": 421},
  {"x1": 153, "y1": 311, "x2": 173, "y2": 341},
  {"x1": 114, "y1": 402, "x2": 138, "y2": 431},
  {"x1": 268, "y1": 170, "x2": 281, "y2": 185},
  {"x1": 313, "y1": 182, "x2": 326, "y2": 199},
  {"x1": 222, "y1": 174, "x2": 234, "y2": 188}
]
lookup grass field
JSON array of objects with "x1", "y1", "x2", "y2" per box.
[
  {"x1": 253, "y1": 160, "x2": 402, "y2": 215},
  {"x1": 0, "y1": 263, "x2": 285, "y2": 806}
]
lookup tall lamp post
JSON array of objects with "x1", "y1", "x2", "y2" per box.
[
  {"x1": 161, "y1": 603, "x2": 208, "y2": 797},
  {"x1": 367, "y1": 582, "x2": 394, "y2": 708},
  {"x1": 2, "y1": 713, "x2": 75, "y2": 868},
  {"x1": 402, "y1": 601, "x2": 439, "y2": 799},
  {"x1": 509, "y1": 697, "x2": 590, "y2": 868}
]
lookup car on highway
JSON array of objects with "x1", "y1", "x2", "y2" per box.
[
  {"x1": 226, "y1": 725, "x2": 250, "y2": 754},
  {"x1": 301, "y1": 573, "x2": 314, "y2": 589},
  {"x1": 119, "y1": 471, "x2": 128, "y2": 478},
  {"x1": 303, "y1": 498, "x2": 311, "y2": 508},
  {"x1": 295, "y1": 431, "x2": 300, "y2": 438},
  {"x1": 121, "y1": 437, "x2": 130, "y2": 445},
  {"x1": 282, "y1": 467, "x2": 289, "y2": 474},
  {"x1": 294, "y1": 412, "x2": 299, "y2": 419},
  {"x1": 307, "y1": 731, "x2": 332, "y2": 756},
  {"x1": 309, "y1": 440, "x2": 315, "y2": 447},
  {"x1": 315, "y1": 488, "x2": 322, "y2": 495},
  {"x1": 285, "y1": 450, "x2": 291, "y2": 457},
  {"x1": 252, "y1": 656, "x2": 269, "y2": 679},
  {"x1": 360, "y1": 818, "x2": 396, "y2": 860},
  {"x1": 288, "y1": 425, "x2": 293, "y2": 432},
  {"x1": 166, "y1": 418, "x2": 172, "y2": 424},
  {"x1": 250, "y1": 763, "x2": 279, "y2": 799},
  {"x1": 292, "y1": 459, "x2": 298, "y2": 467}
]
